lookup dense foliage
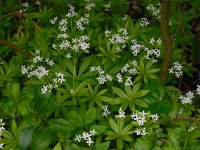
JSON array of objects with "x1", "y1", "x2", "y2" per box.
[{"x1": 0, "y1": 0, "x2": 200, "y2": 149}]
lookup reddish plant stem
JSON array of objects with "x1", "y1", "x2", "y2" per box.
[
  {"x1": 160, "y1": 0, "x2": 173, "y2": 85},
  {"x1": 0, "y1": 38, "x2": 33, "y2": 59}
]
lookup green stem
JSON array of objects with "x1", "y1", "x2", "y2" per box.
[
  {"x1": 160, "y1": 0, "x2": 172, "y2": 85},
  {"x1": 0, "y1": 38, "x2": 33, "y2": 59}
]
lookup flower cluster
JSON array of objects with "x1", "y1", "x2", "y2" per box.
[
  {"x1": 134, "y1": 128, "x2": 147, "y2": 136},
  {"x1": 90, "y1": 66, "x2": 112, "y2": 84},
  {"x1": 140, "y1": 17, "x2": 149, "y2": 27},
  {"x1": 21, "y1": 51, "x2": 54, "y2": 79},
  {"x1": 50, "y1": 4, "x2": 90, "y2": 54},
  {"x1": 104, "y1": 2, "x2": 111, "y2": 12},
  {"x1": 66, "y1": 4, "x2": 77, "y2": 18},
  {"x1": 71, "y1": 36, "x2": 90, "y2": 53},
  {"x1": 131, "y1": 111, "x2": 159, "y2": 136},
  {"x1": 107, "y1": 28, "x2": 129, "y2": 51},
  {"x1": 146, "y1": 3, "x2": 161, "y2": 19},
  {"x1": 75, "y1": 129, "x2": 97, "y2": 146},
  {"x1": 0, "y1": 119, "x2": 5, "y2": 149},
  {"x1": 131, "y1": 110, "x2": 148, "y2": 126},
  {"x1": 22, "y1": 2, "x2": 29, "y2": 12},
  {"x1": 130, "y1": 40, "x2": 144, "y2": 56},
  {"x1": 102, "y1": 105, "x2": 110, "y2": 117},
  {"x1": 85, "y1": 0, "x2": 95, "y2": 10},
  {"x1": 188, "y1": 126, "x2": 199, "y2": 132},
  {"x1": 144, "y1": 47, "x2": 160, "y2": 60},
  {"x1": 76, "y1": 14, "x2": 89, "y2": 31},
  {"x1": 179, "y1": 91, "x2": 194, "y2": 104},
  {"x1": 169, "y1": 62, "x2": 183, "y2": 78},
  {"x1": 196, "y1": 85, "x2": 200, "y2": 95},
  {"x1": 115, "y1": 107, "x2": 125, "y2": 118},
  {"x1": 116, "y1": 60, "x2": 138, "y2": 86},
  {"x1": 149, "y1": 37, "x2": 161, "y2": 46},
  {"x1": 41, "y1": 72, "x2": 65, "y2": 94},
  {"x1": 50, "y1": 16, "x2": 58, "y2": 24}
]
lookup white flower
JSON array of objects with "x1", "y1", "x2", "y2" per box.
[
  {"x1": 86, "y1": 137, "x2": 94, "y2": 146},
  {"x1": 102, "y1": 105, "x2": 110, "y2": 117},
  {"x1": 85, "y1": 2, "x2": 95, "y2": 10},
  {"x1": 0, "y1": 143, "x2": 3, "y2": 149},
  {"x1": 79, "y1": 42, "x2": 89, "y2": 51},
  {"x1": 125, "y1": 76, "x2": 133, "y2": 86},
  {"x1": 105, "y1": 30, "x2": 111, "y2": 37},
  {"x1": 135, "y1": 128, "x2": 141, "y2": 135},
  {"x1": 90, "y1": 129, "x2": 97, "y2": 136},
  {"x1": 66, "y1": 53, "x2": 72, "y2": 59},
  {"x1": 150, "y1": 114, "x2": 159, "y2": 122},
  {"x1": 116, "y1": 73, "x2": 123, "y2": 83},
  {"x1": 115, "y1": 108, "x2": 125, "y2": 118},
  {"x1": 82, "y1": 132, "x2": 90, "y2": 140},
  {"x1": 22, "y1": 2, "x2": 29, "y2": 7},
  {"x1": 41, "y1": 85, "x2": 48, "y2": 94},
  {"x1": 135, "y1": 128, "x2": 147, "y2": 136},
  {"x1": 131, "y1": 111, "x2": 147, "y2": 126},
  {"x1": 59, "y1": 19, "x2": 67, "y2": 26},
  {"x1": 75, "y1": 134, "x2": 82, "y2": 142},
  {"x1": 141, "y1": 128, "x2": 148, "y2": 135},
  {"x1": 21, "y1": 65, "x2": 29, "y2": 75},
  {"x1": 122, "y1": 15, "x2": 128, "y2": 21},
  {"x1": 196, "y1": 85, "x2": 200, "y2": 95},
  {"x1": 35, "y1": 1, "x2": 41, "y2": 5},
  {"x1": 33, "y1": 56, "x2": 43, "y2": 63},
  {"x1": 104, "y1": 2, "x2": 111, "y2": 11},
  {"x1": 140, "y1": 17, "x2": 149, "y2": 27},
  {"x1": 169, "y1": 62, "x2": 183, "y2": 78},
  {"x1": 149, "y1": 37, "x2": 155, "y2": 45},
  {"x1": 179, "y1": 91, "x2": 194, "y2": 104}
]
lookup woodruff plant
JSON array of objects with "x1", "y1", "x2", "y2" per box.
[{"x1": 0, "y1": 0, "x2": 200, "y2": 149}]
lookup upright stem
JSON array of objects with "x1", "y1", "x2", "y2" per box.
[
  {"x1": 0, "y1": 38, "x2": 33, "y2": 59},
  {"x1": 160, "y1": 0, "x2": 172, "y2": 85}
]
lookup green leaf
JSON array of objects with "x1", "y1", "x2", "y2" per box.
[
  {"x1": 134, "y1": 99, "x2": 148, "y2": 107},
  {"x1": 78, "y1": 57, "x2": 91, "y2": 78},
  {"x1": 117, "y1": 118, "x2": 124, "y2": 134},
  {"x1": 90, "y1": 125, "x2": 107, "y2": 135},
  {"x1": 18, "y1": 127, "x2": 34, "y2": 150},
  {"x1": 134, "y1": 90, "x2": 149, "y2": 99},
  {"x1": 134, "y1": 136, "x2": 154, "y2": 150},
  {"x1": 12, "y1": 120, "x2": 18, "y2": 138},
  {"x1": 117, "y1": 138, "x2": 123, "y2": 150},
  {"x1": 112, "y1": 87, "x2": 128, "y2": 98},
  {"x1": 30, "y1": 129, "x2": 52, "y2": 150},
  {"x1": 121, "y1": 123, "x2": 134, "y2": 134},
  {"x1": 132, "y1": 82, "x2": 141, "y2": 96},
  {"x1": 18, "y1": 101, "x2": 31, "y2": 116},
  {"x1": 95, "y1": 141, "x2": 110, "y2": 150},
  {"x1": 48, "y1": 119, "x2": 75, "y2": 133},
  {"x1": 121, "y1": 134, "x2": 133, "y2": 141},
  {"x1": 109, "y1": 98, "x2": 126, "y2": 105},
  {"x1": 53, "y1": 142, "x2": 62, "y2": 150},
  {"x1": 105, "y1": 131, "x2": 117, "y2": 140},
  {"x1": 33, "y1": 87, "x2": 56, "y2": 115},
  {"x1": 84, "y1": 108, "x2": 96, "y2": 124},
  {"x1": 67, "y1": 111, "x2": 83, "y2": 127},
  {"x1": 66, "y1": 60, "x2": 76, "y2": 76},
  {"x1": 149, "y1": 100, "x2": 172, "y2": 114},
  {"x1": 147, "y1": 68, "x2": 160, "y2": 74},
  {"x1": 6, "y1": 82, "x2": 20, "y2": 100},
  {"x1": 109, "y1": 118, "x2": 118, "y2": 134}
]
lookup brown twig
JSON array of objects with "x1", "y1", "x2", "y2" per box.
[
  {"x1": 0, "y1": 11, "x2": 22, "y2": 20},
  {"x1": 0, "y1": 38, "x2": 33, "y2": 59},
  {"x1": 160, "y1": 0, "x2": 173, "y2": 85}
]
